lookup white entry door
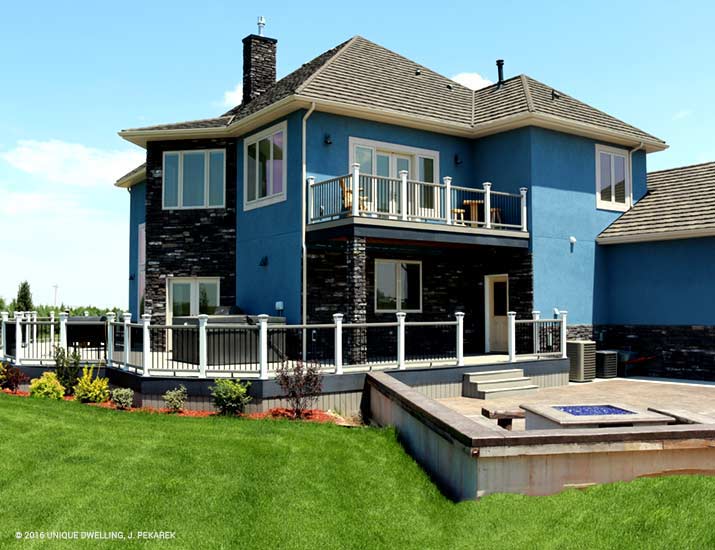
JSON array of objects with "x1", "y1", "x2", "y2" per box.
[{"x1": 486, "y1": 275, "x2": 508, "y2": 352}]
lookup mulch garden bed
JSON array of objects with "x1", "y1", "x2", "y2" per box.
[{"x1": 2, "y1": 390, "x2": 347, "y2": 424}]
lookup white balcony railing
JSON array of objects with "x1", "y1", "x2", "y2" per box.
[{"x1": 308, "y1": 163, "x2": 528, "y2": 232}]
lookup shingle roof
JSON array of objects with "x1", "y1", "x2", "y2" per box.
[
  {"x1": 296, "y1": 36, "x2": 474, "y2": 127},
  {"x1": 120, "y1": 35, "x2": 664, "y2": 148},
  {"x1": 598, "y1": 162, "x2": 715, "y2": 242}
]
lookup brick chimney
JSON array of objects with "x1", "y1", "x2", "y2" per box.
[{"x1": 242, "y1": 32, "x2": 277, "y2": 103}]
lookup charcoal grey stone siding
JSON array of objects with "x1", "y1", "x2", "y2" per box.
[
  {"x1": 144, "y1": 139, "x2": 237, "y2": 326},
  {"x1": 307, "y1": 240, "x2": 533, "y2": 355},
  {"x1": 242, "y1": 34, "x2": 277, "y2": 102},
  {"x1": 567, "y1": 325, "x2": 594, "y2": 340},
  {"x1": 594, "y1": 324, "x2": 715, "y2": 380}
]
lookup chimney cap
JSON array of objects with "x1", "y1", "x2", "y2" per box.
[{"x1": 257, "y1": 16, "x2": 266, "y2": 36}]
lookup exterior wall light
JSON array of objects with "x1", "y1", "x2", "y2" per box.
[
  {"x1": 151, "y1": 168, "x2": 163, "y2": 178},
  {"x1": 324, "y1": 134, "x2": 333, "y2": 145},
  {"x1": 259, "y1": 256, "x2": 269, "y2": 267},
  {"x1": 454, "y1": 154, "x2": 463, "y2": 165}
]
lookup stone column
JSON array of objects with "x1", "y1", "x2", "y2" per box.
[{"x1": 345, "y1": 236, "x2": 367, "y2": 365}]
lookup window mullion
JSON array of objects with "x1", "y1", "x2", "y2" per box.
[{"x1": 396, "y1": 262, "x2": 402, "y2": 311}]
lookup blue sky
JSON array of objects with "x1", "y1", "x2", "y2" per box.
[{"x1": 1, "y1": 0, "x2": 713, "y2": 308}]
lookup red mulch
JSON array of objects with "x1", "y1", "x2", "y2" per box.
[
  {"x1": 247, "y1": 407, "x2": 338, "y2": 423},
  {"x1": 1, "y1": 389, "x2": 29, "y2": 397},
  {"x1": 1, "y1": 390, "x2": 342, "y2": 423}
]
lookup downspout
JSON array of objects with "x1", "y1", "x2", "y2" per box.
[{"x1": 301, "y1": 102, "x2": 316, "y2": 332}]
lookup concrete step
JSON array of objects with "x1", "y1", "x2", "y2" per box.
[
  {"x1": 475, "y1": 377, "x2": 533, "y2": 391},
  {"x1": 474, "y1": 385, "x2": 539, "y2": 400},
  {"x1": 464, "y1": 369, "x2": 524, "y2": 383}
]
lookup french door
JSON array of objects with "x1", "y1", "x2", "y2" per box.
[{"x1": 354, "y1": 141, "x2": 438, "y2": 219}]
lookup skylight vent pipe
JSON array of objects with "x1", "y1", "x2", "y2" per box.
[
  {"x1": 257, "y1": 16, "x2": 266, "y2": 36},
  {"x1": 496, "y1": 59, "x2": 504, "y2": 87}
]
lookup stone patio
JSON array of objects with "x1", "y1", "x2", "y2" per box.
[{"x1": 439, "y1": 377, "x2": 715, "y2": 431}]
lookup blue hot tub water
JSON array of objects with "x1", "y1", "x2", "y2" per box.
[{"x1": 554, "y1": 405, "x2": 635, "y2": 416}]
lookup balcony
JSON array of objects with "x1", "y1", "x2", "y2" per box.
[{"x1": 307, "y1": 164, "x2": 528, "y2": 244}]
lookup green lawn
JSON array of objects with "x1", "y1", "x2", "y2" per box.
[{"x1": 1, "y1": 394, "x2": 714, "y2": 549}]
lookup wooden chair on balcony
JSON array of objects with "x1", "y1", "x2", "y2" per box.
[{"x1": 340, "y1": 178, "x2": 367, "y2": 212}]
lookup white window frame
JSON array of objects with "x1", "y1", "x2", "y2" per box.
[
  {"x1": 166, "y1": 276, "x2": 221, "y2": 324},
  {"x1": 348, "y1": 137, "x2": 440, "y2": 180},
  {"x1": 243, "y1": 121, "x2": 288, "y2": 211},
  {"x1": 374, "y1": 259, "x2": 423, "y2": 313},
  {"x1": 595, "y1": 144, "x2": 631, "y2": 212},
  {"x1": 162, "y1": 149, "x2": 226, "y2": 210}
]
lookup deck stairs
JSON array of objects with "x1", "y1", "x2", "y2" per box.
[{"x1": 462, "y1": 368, "x2": 538, "y2": 400}]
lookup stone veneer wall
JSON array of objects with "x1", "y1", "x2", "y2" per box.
[
  {"x1": 144, "y1": 138, "x2": 237, "y2": 326},
  {"x1": 307, "y1": 239, "x2": 533, "y2": 355},
  {"x1": 567, "y1": 325, "x2": 594, "y2": 340},
  {"x1": 594, "y1": 324, "x2": 715, "y2": 380}
]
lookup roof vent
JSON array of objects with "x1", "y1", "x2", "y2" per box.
[
  {"x1": 551, "y1": 89, "x2": 561, "y2": 100},
  {"x1": 257, "y1": 15, "x2": 266, "y2": 36},
  {"x1": 415, "y1": 67, "x2": 421, "y2": 76},
  {"x1": 496, "y1": 59, "x2": 505, "y2": 87},
  {"x1": 446, "y1": 83, "x2": 453, "y2": 90}
]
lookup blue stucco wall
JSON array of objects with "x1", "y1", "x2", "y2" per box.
[
  {"x1": 235, "y1": 111, "x2": 304, "y2": 322},
  {"x1": 529, "y1": 128, "x2": 647, "y2": 324},
  {"x1": 602, "y1": 238, "x2": 715, "y2": 325},
  {"x1": 128, "y1": 181, "x2": 146, "y2": 320},
  {"x1": 306, "y1": 111, "x2": 476, "y2": 186}
]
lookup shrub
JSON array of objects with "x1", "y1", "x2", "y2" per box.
[
  {"x1": 29, "y1": 372, "x2": 65, "y2": 400},
  {"x1": 163, "y1": 385, "x2": 187, "y2": 413},
  {"x1": 210, "y1": 379, "x2": 251, "y2": 415},
  {"x1": 275, "y1": 361, "x2": 323, "y2": 419},
  {"x1": 73, "y1": 365, "x2": 109, "y2": 403},
  {"x1": 54, "y1": 346, "x2": 82, "y2": 395},
  {"x1": 111, "y1": 387, "x2": 134, "y2": 410},
  {"x1": 0, "y1": 362, "x2": 29, "y2": 393}
]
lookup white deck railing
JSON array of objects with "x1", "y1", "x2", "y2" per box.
[
  {"x1": 509, "y1": 310, "x2": 568, "y2": 361},
  {"x1": 308, "y1": 164, "x2": 528, "y2": 232},
  {"x1": 1, "y1": 310, "x2": 466, "y2": 379}
]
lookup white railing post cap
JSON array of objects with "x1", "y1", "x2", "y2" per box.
[
  {"x1": 454, "y1": 311, "x2": 464, "y2": 318},
  {"x1": 332, "y1": 313, "x2": 344, "y2": 321},
  {"x1": 482, "y1": 181, "x2": 492, "y2": 189},
  {"x1": 351, "y1": 162, "x2": 360, "y2": 170},
  {"x1": 520, "y1": 187, "x2": 528, "y2": 194},
  {"x1": 123, "y1": 312, "x2": 132, "y2": 322},
  {"x1": 141, "y1": 313, "x2": 152, "y2": 322},
  {"x1": 396, "y1": 311, "x2": 407, "y2": 319}
]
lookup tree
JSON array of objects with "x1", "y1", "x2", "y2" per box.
[
  {"x1": 16, "y1": 281, "x2": 33, "y2": 312},
  {"x1": 0, "y1": 297, "x2": 6, "y2": 312}
]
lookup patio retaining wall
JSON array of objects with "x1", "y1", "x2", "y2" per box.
[{"x1": 365, "y1": 371, "x2": 715, "y2": 500}]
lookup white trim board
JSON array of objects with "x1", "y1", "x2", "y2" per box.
[{"x1": 597, "y1": 227, "x2": 715, "y2": 245}]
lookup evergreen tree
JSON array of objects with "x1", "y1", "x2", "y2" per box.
[
  {"x1": 16, "y1": 281, "x2": 33, "y2": 312},
  {"x1": 0, "y1": 296, "x2": 6, "y2": 312}
]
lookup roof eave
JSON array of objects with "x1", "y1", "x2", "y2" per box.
[
  {"x1": 115, "y1": 168, "x2": 146, "y2": 188},
  {"x1": 597, "y1": 227, "x2": 715, "y2": 245},
  {"x1": 118, "y1": 96, "x2": 307, "y2": 148}
]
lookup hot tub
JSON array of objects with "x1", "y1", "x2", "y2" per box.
[{"x1": 521, "y1": 403, "x2": 674, "y2": 430}]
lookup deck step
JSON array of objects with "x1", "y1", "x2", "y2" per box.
[
  {"x1": 472, "y1": 377, "x2": 533, "y2": 391},
  {"x1": 472, "y1": 385, "x2": 539, "y2": 400},
  {"x1": 464, "y1": 369, "x2": 524, "y2": 383}
]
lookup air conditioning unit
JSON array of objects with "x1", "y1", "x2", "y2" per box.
[
  {"x1": 596, "y1": 350, "x2": 618, "y2": 378},
  {"x1": 566, "y1": 340, "x2": 596, "y2": 382}
]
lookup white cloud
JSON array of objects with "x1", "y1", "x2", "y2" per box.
[
  {"x1": 672, "y1": 109, "x2": 693, "y2": 121},
  {"x1": 0, "y1": 139, "x2": 144, "y2": 187},
  {"x1": 223, "y1": 83, "x2": 243, "y2": 107},
  {"x1": 451, "y1": 72, "x2": 493, "y2": 91},
  {"x1": 0, "y1": 181, "x2": 128, "y2": 309}
]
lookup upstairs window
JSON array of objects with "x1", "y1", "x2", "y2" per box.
[
  {"x1": 596, "y1": 145, "x2": 631, "y2": 211},
  {"x1": 244, "y1": 122, "x2": 287, "y2": 209},
  {"x1": 163, "y1": 150, "x2": 225, "y2": 209},
  {"x1": 375, "y1": 259, "x2": 422, "y2": 313}
]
